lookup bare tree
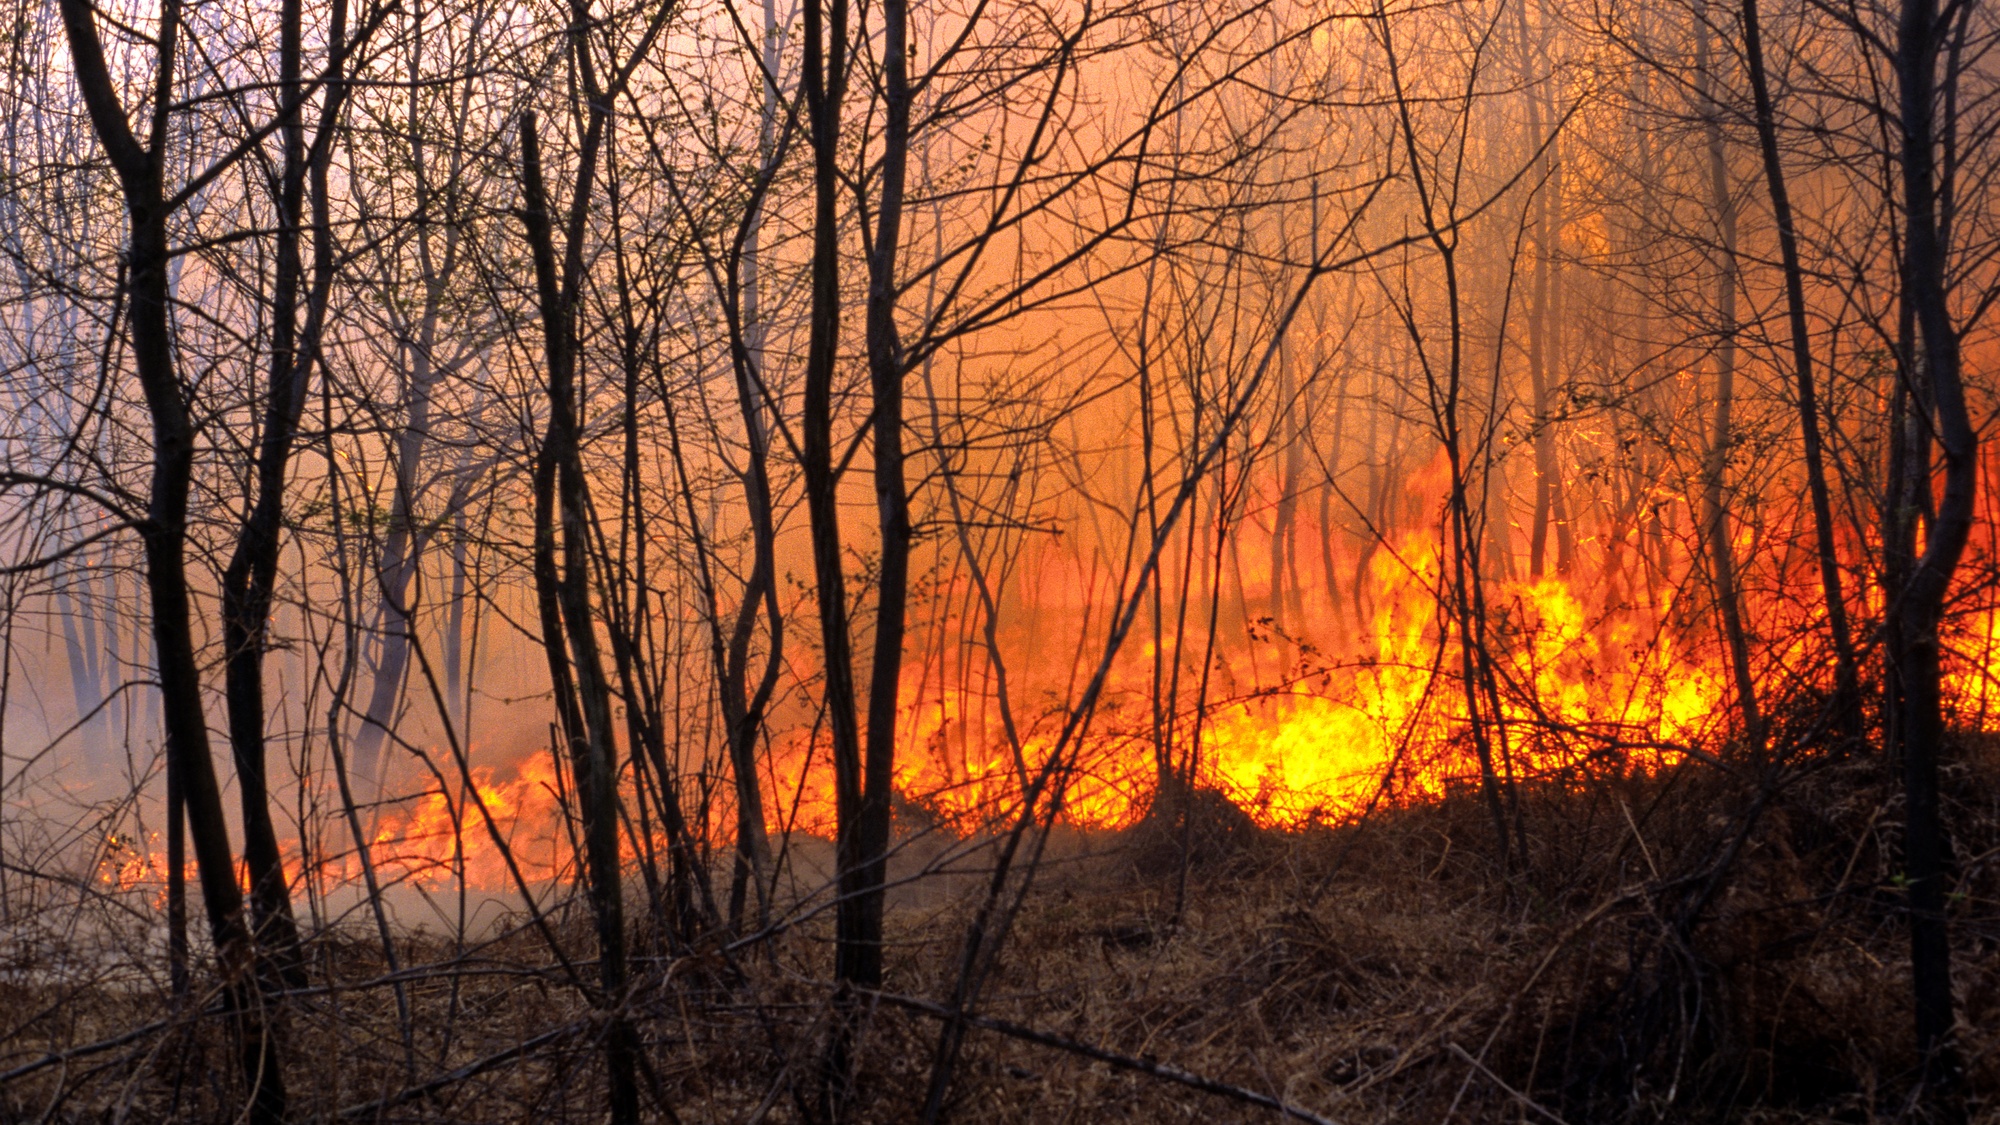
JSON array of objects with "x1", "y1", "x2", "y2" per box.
[{"x1": 54, "y1": 0, "x2": 287, "y2": 1114}]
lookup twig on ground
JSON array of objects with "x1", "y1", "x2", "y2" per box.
[
  {"x1": 869, "y1": 988, "x2": 1344, "y2": 1125},
  {"x1": 336, "y1": 1019, "x2": 585, "y2": 1118}
]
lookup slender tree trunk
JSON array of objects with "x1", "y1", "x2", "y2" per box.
[
  {"x1": 1517, "y1": 5, "x2": 1563, "y2": 580},
  {"x1": 1544, "y1": 142, "x2": 1576, "y2": 575},
  {"x1": 222, "y1": 0, "x2": 349, "y2": 986},
  {"x1": 165, "y1": 750, "x2": 188, "y2": 999},
  {"x1": 349, "y1": 48, "x2": 471, "y2": 791},
  {"x1": 1524, "y1": 174, "x2": 1556, "y2": 578},
  {"x1": 1737, "y1": 0, "x2": 1860, "y2": 727},
  {"x1": 797, "y1": 0, "x2": 873, "y2": 993},
  {"x1": 850, "y1": 0, "x2": 912, "y2": 993},
  {"x1": 1891, "y1": 0, "x2": 1972, "y2": 1103},
  {"x1": 1695, "y1": 19, "x2": 1761, "y2": 744},
  {"x1": 705, "y1": 26, "x2": 787, "y2": 926},
  {"x1": 604, "y1": 171, "x2": 711, "y2": 942},
  {"x1": 53, "y1": 570, "x2": 107, "y2": 760},
  {"x1": 56, "y1": 1, "x2": 286, "y2": 1117},
  {"x1": 347, "y1": 289, "x2": 452, "y2": 791},
  {"x1": 1270, "y1": 340, "x2": 1303, "y2": 638},
  {"x1": 442, "y1": 513, "x2": 471, "y2": 725},
  {"x1": 1382, "y1": 13, "x2": 1517, "y2": 870},
  {"x1": 517, "y1": 110, "x2": 639, "y2": 1125}
]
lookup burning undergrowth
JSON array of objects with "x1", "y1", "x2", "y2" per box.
[{"x1": 9, "y1": 702, "x2": 1998, "y2": 1123}]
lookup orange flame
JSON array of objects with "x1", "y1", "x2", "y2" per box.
[{"x1": 91, "y1": 451, "x2": 2000, "y2": 899}]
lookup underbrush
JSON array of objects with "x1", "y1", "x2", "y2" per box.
[{"x1": 4, "y1": 734, "x2": 1997, "y2": 1122}]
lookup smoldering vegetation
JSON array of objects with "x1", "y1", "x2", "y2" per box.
[{"x1": 8, "y1": 714, "x2": 2000, "y2": 1122}]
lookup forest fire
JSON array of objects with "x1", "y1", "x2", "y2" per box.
[
  {"x1": 88, "y1": 753, "x2": 576, "y2": 897},
  {"x1": 10, "y1": 0, "x2": 1999, "y2": 1114},
  {"x1": 80, "y1": 422, "x2": 2000, "y2": 905},
  {"x1": 99, "y1": 496, "x2": 1994, "y2": 899}
]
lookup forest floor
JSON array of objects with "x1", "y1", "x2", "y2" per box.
[
  {"x1": 830, "y1": 743, "x2": 2000, "y2": 1124},
  {"x1": 6, "y1": 737, "x2": 1999, "y2": 1123}
]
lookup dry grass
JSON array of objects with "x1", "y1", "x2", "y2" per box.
[{"x1": 5, "y1": 733, "x2": 1999, "y2": 1123}]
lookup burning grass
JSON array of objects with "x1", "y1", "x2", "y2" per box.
[{"x1": 6, "y1": 717, "x2": 1998, "y2": 1123}]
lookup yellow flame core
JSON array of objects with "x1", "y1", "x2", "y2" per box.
[{"x1": 94, "y1": 520, "x2": 2000, "y2": 897}]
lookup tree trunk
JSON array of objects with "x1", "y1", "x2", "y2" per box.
[
  {"x1": 1737, "y1": 0, "x2": 1860, "y2": 728},
  {"x1": 56, "y1": 0, "x2": 286, "y2": 1116},
  {"x1": 517, "y1": 111, "x2": 639, "y2": 1125},
  {"x1": 1892, "y1": 0, "x2": 1972, "y2": 1103},
  {"x1": 1382, "y1": 16, "x2": 1518, "y2": 871},
  {"x1": 222, "y1": 0, "x2": 349, "y2": 986},
  {"x1": 704, "y1": 29, "x2": 788, "y2": 926},
  {"x1": 1517, "y1": 4, "x2": 1565, "y2": 580},
  {"x1": 851, "y1": 0, "x2": 912, "y2": 993},
  {"x1": 797, "y1": 0, "x2": 874, "y2": 994},
  {"x1": 1695, "y1": 17, "x2": 1761, "y2": 745}
]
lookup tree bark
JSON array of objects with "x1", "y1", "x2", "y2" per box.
[
  {"x1": 1516, "y1": 3, "x2": 1567, "y2": 580},
  {"x1": 1891, "y1": 0, "x2": 1972, "y2": 1103},
  {"x1": 851, "y1": 0, "x2": 912, "y2": 993},
  {"x1": 517, "y1": 110, "x2": 639, "y2": 1125},
  {"x1": 1737, "y1": 0, "x2": 1860, "y2": 728},
  {"x1": 1695, "y1": 16, "x2": 1761, "y2": 746},
  {"x1": 221, "y1": 0, "x2": 349, "y2": 987},
  {"x1": 56, "y1": 0, "x2": 286, "y2": 1117}
]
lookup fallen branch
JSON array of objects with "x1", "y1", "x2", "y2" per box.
[
  {"x1": 337, "y1": 1019, "x2": 584, "y2": 1118},
  {"x1": 0, "y1": 1007, "x2": 203, "y2": 1085},
  {"x1": 1447, "y1": 1042, "x2": 1570, "y2": 1125},
  {"x1": 869, "y1": 989, "x2": 1342, "y2": 1125}
]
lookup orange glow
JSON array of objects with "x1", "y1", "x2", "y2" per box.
[
  {"x1": 348, "y1": 750, "x2": 572, "y2": 891},
  {"x1": 98, "y1": 753, "x2": 574, "y2": 899},
  {"x1": 92, "y1": 452, "x2": 2000, "y2": 900},
  {"x1": 805, "y1": 515, "x2": 1732, "y2": 838}
]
